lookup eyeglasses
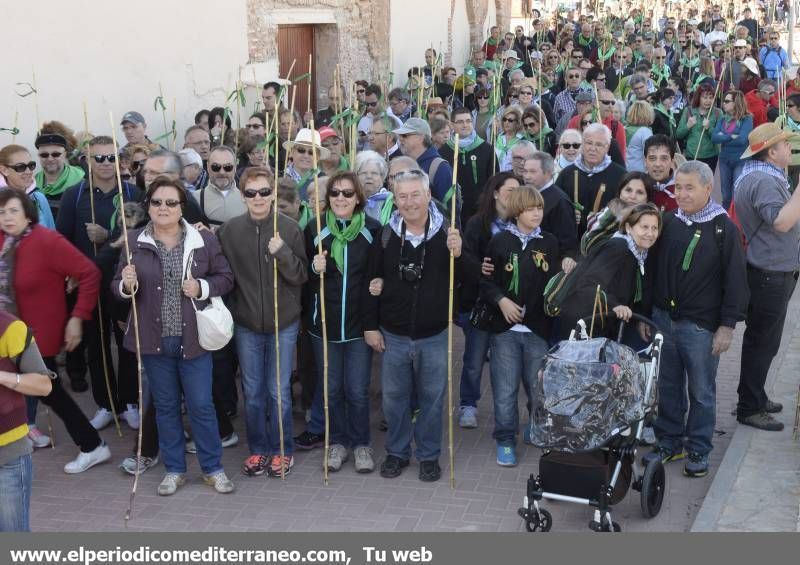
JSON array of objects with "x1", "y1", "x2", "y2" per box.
[
  {"x1": 243, "y1": 188, "x2": 272, "y2": 198},
  {"x1": 600, "y1": 100, "x2": 615, "y2": 105},
  {"x1": 581, "y1": 120, "x2": 593, "y2": 127},
  {"x1": 6, "y1": 161, "x2": 36, "y2": 173},
  {"x1": 329, "y1": 189, "x2": 356, "y2": 198},
  {"x1": 130, "y1": 159, "x2": 146, "y2": 172},
  {"x1": 476, "y1": 94, "x2": 490, "y2": 99},
  {"x1": 210, "y1": 163, "x2": 235, "y2": 172},
  {"x1": 502, "y1": 117, "x2": 517, "y2": 123},
  {"x1": 246, "y1": 124, "x2": 264, "y2": 129},
  {"x1": 38, "y1": 151, "x2": 63, "y2": 159},
  {"x1": 653, "y1": 56, "x2": 665, "y2": 60},
  {"x1": 356, "y1": 89, "x2": 366, "y2": 94},
  {"x1": 567, "y1": 73, "x2": 581, "y2": 79},
  {"x1": 149, "y1": 198, "x2": 182, "y2": 208},
  {"x1": 560, "y1": 143, "x2": 581, "y2": 149},
  {"x1": 93, "y1": 154, "x2": 116, "y2": 164}
]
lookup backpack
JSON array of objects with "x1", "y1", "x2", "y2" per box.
[{"x1": 580, "y1": 207, "x2": 619, "y2": 256}]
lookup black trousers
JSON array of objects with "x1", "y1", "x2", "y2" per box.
[
  {"x1": 737, "y1": 265, "x2": 798, "y2": 417},
  {"x1": 40, "y1": 357, "x2": 102, "y2": 453}
]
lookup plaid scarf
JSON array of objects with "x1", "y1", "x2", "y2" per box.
[
  {"x1": 505, "y1": 222, "x2": 542, "y2": 246},
  {"x1": 389, "y1": 203, "x2": 444, "y2": 247},
  {"x1": 612, "y1": 232, "x2": 647, "y2": 274},
  {"x1": 675, "y1": 199, "x2": 728, "y2": 225},
  {"x1": 733, "y1": 159, "x2": 790, "y2": 195},
  {"x1": 574, "y1": 154, "x2": 612, "y2": 176}
]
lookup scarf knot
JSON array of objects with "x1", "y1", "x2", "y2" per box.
[{"x1": 325, "y1": 210, "x2": 366, "y2": 273}]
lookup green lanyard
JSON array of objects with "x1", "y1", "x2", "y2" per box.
[
  {"x1": 507, "y1": 252, "x2": 519, "y2": 296},
  {"x1": 682, "y1": 229, "x2": 701, "y2": 271}
]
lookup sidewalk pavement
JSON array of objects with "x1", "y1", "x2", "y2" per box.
[{"x1": 692, "y1": 287, "x2": 800, "y2": 532}]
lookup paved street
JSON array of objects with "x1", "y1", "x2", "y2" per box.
[{"x1": 29, "y1": 318, "x2": 744, "y2": 533}]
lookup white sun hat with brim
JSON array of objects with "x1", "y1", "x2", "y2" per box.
[{"x1": 282, "y1": 128, "x2": 331, "y2": 160}]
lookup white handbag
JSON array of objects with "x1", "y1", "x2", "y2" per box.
[{"x1": 186, "y1": 250, "x2": 234, "y2": 351}]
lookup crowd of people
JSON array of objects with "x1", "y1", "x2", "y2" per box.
[{"x1": 2, "y1": 0, "x2": 800, "y2": 532}]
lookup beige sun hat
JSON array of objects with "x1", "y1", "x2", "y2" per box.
[
  {"x1": 740, "y1": 122, "x2": 795, "y2": 159},
  {"x1": 282, "y1": 128, "x2": 331, "y2": 159}
]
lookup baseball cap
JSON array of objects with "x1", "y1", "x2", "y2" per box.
[
  {"x1": 121, "y1": 111, "x2": 145, "y2": 126},
  {"x1": 318, "y1": 126, "x2": 340, "y2": 142},
  {"x1": 575, "y1": 91, "x2": 595, "y2": 103},
  {"x1": 178, "y1": 148, "x2": 203, "y2": 168},
  {"x1": 733, "y1": 39, "x2": 748, "y2": 48},
  {"x1": 502, "y1": 49, "x2": 520, "y2": 60},
  {"x1": 393, "y1": 117, "x2": 431, "y2": 137}
]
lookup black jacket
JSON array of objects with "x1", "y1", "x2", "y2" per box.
[
  {"x1": 480, "y1": 229, "x2": 560, "y2": 337},
  {"x1": 554, "y1": 162, "x2": 626, "y2": 237},
  {"x1": 540, "y1": 184, "x2": 578, "y2": 260},
  {"x1": 363, "y1": 221, "x2": 464, "y2": 339},
  {"x1": 439, "y1": 140, "x2": 495, "y2": 225},
  {"x1": 646, "y1": 212, "x2": 748, "y2": 331},
  {"x1": 304, "y1": 216, "x2": 380, "y2": 342},
  {"x1": 460, "y1": 214, "x2": 497, "y2": 313}
]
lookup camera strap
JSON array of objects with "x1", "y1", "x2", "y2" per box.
[{"x1": 399, "y1": 214, "x2": 430, "y2": 273}]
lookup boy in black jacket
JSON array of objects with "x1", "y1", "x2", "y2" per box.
[
  {"x1": 479, "y1": 186, "x2": 560, "y2": 467},
  {"x1": 644, "y1": 161, "x2": 748, "y2": 478},
  {"x1": 362, "y1": 170, "x2": 466, "y2": 482}
]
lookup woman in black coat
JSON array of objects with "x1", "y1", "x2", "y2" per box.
[{"x1": 556, "y1": 203, "x2": 661, "y2": 339}]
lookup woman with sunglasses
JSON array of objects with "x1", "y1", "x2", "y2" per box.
[
  {"x1": 0, "y1": 145, "x2": 55, "y2": 229},
  {"x1": 676, "y1": 84, "x2": 721, "y2": 171},
  {"x1": 303, "y1": 171, "x2": 379, "y2": 473},
  {"x1": 712, "y1": 90, "x2": 753, "y2": 210},
  {"x1": 521, "y1": 108, "x2": 556, "y2": 156},
  {"x1": 554, "y1": 129, "x2": 582, "y2": 174},
  {"x1": 126, "y1": 143, "x2": 156, "y2": 190},
  {"x1": 472, "y1": 85, "x2": 495, "y2": 142},
  {"x1": 113, "y1": 176, "x2": 235, "y2": 496},
  {"x1": 495, "y1": 107, "x2": 524, "y2": 172},
  {"x1": 217, "y1": 167, "x2": 307, "y2": 479}
]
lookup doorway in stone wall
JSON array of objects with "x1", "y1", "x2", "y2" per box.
[{"x1": 278, "y1": 24, "x2": 315, "y2": 118}]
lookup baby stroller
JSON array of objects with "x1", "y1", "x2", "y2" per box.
[{"x1": 517, "y1": 313, "x2": 664, "y2": 532}]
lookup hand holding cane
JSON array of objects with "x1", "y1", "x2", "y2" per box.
[{"x1": 272, "y1": 99, "x2": 286, "y2": 481}]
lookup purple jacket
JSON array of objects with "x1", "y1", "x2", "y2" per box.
[{"x1": 111, "y1": 220, "x2": 234, "y2": 359}]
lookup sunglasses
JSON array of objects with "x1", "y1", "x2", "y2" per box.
[
  {"x1": 770, "y1": 37, "x2": 780, "y2": 40},
  {"x1": 560, "y1": 143, "x2": 581, "y2": 149},
  {"x1": 519, "y1": 90, "x2": 533, "y2": 95},
  {"x1": 581, "y1": 121, "x2": 593, "y2": 127},
  {"x1": 365, "y1": 101, "x2": 378, "y2": 107},
  {"x1": 93, "y1": 154, "x2": 116, "y2": 164},
  {"x1": 356, "y1": 89, "x2": 366, "y2": 94},
  {"x1": 130, "y1": 159, "x2": 146, "y2": 172},
  {"x1": 329, "y1": 189, "x2": 356, "y2": 198},
  {"x1": 477, "y1": 94, "x2": 490, "y2": 99},
  {"x1": 243, "y1": 188, "x2": 272, "y2": 198},
  {"x1": 210, "y1": 163, "x2": 235, "y2": 172},
  {"x1": 523, "y1": 121, "x2": 537, "y2": 128},
  {"x1": 502, "y1": 117, "x2": 517, "y2": 123},
  {"x1": 6, "y1": 161, "x2": 36, "y2": 173},
  {"x1": 567, "y1": 74, "x2": 581, "y2": 79},
  {"x1": 600, "y1": 100, "x2": 616, "y2": 105},
  {"x1": 38, "y1": 151, "x2": 63, "y2": 159},
  {"x1": 149, "y1": 198, "x2": 182, "y2": 208},
  {"x1": 788, "y1": 104, "x2": 797, "y2": 109}
]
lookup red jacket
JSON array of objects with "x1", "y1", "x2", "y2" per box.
[
  {"x1": 744, "y1": 89, "x2": 779, "y2": 127},
  {"x1": 566, "y1": 115, "x2": 627, "y2": 159},
  {"x1": 1, "y1": 225, "x2": 100, "y2": 356}
]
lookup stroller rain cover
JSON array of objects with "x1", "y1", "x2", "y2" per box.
[{"x1": 530, "y1": 337, "x2": 645, "y2": 453}]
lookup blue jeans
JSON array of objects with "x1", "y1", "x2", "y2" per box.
[
  {"x1": 489, "y1": 330, "x2": 548, "y2": 445},
  {"x1": 310, "y1": 335, "x2": 373, "y2": 447},
  {"x1": 652, "y1": 308, "x2": 719, "y2": 456},
  {"x1": 718, "y1": 158, "x2": 742, "y2": 211},
  {"x1": 457, "y1": 311, "x2": 491, "y2": 408},
  {"x1": 306, "y1": 364, "x2": 325, "y2": 435},
  {"x1": 0, "y1": 453, "x2": 32, "y2": 532},
  {"x1": 236, "y1": 321, "x2": 299, "y2": 456},
  {"x1": 381, "y1": 328, "x2": 447, "y2": 461},
  {"x1": 142, "y1": 336, "x2": 222, "y2": 475}
]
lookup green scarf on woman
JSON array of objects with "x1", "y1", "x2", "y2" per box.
[{"x1": 326, "y1": 209, "x2": 365, "y2": 273}]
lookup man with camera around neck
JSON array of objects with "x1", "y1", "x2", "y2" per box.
[{"x1": 362, "y1": 169, "x2": 469, "y2": 483}]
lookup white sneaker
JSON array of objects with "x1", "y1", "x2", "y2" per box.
[
  {"x1": 89, "y1": 408, "x2": 114, "y2": 430},
  {"x1": 458, "y1": 406, "x2": 478, "y2": 429},
  {"x1": 27, "y1": 425, "x2": 51, "y2": 448},
  {"x1": 186, "y1": 432, "x2": 239, "y2": 454},
  {"x1": 203, "y1": 471, "x2": 235, "y2": 494},
  {"x1": 121, "y1": 404, "x2": 140, "y2": 430},
  {"x1": 158, "y1": 473, "x2": 186, "y2": 496},
  {"x1": 119, "y1": 455, "x2": 159, "y2": 475},
  {"x1": 64, "y1": 443, "x2": 111, "y2": 474},
  {"x1": 327, "y1": 443, "x2": 348, "y2": 472},
  {"x1": 354, "y1": 446, "x2": 375, "y2": 473}
]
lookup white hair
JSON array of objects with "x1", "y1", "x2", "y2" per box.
[
  {"x1": 582, "y1": 123, "x2": 612, "y2": 144},
  {"x1": 354, "y1": 150, "x2": 388, "y2": 179}
]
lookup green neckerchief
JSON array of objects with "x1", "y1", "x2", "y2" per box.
[
  {"x1": 337, "y1": 155, "x2": 350, "y2": 171},
  {"x1": 632, "y1": 50, "x2": 644, "y2": 63},
  {"x1": 487, "y1": 37, "x2": 499, "y2": 46},
  {"x1": 35, "y1": 164, "x2": 85, "y2": 198},
  {"x1": 634, "y1": 270, "x2": 642, "y2": 303},
  {"x1": 651, "y1": 64, "x2": 670, "y2": 85},
  {"x1": 524, "y1": 126, "x2": 552, "y2": 150},
  {"x1": 597, "y1": 44, "x2": 616, "y2": 62},
  {"x1": 379, "y1": 193, "x2": 395, "y2": 225},
  {"x1": 447, "y1": 135, "x2": 485, "y2": 185},
  {"x1": 507, "y1": 252, "x2": 520, "y2": 296},
  {"x1": 624, "y1": 124, "x2": 644, "y2": 141},
  {"x1": 298, "y1": 202, "x2": 313, "y2": 230},
  {"x1": 297, "y1": 167, "x2": 319, "y2": 190},
  {"x1": 682, "y1": 229, "x2": 701, "y2": 271},
  {"x1": 784, "y1": 114, "x2": 800, "y2": 132},
  {"x1": 495, "y1": 133, "x2": 522, "y2": 157},
  {"x1": 656, "y1": 104, "x2": 676, "y2": 129},
  {"x1": 555, "y1": 62, "x2": 570, "y2": 74},
  {"x1": 691, "y1": 74, "x2": 711, "y2": 92},
  {"x1": 680, "y1": 53, "x2": 700, "y2": 69},
  {"x1": 325, "y1": 209, "x2": 365, "y2": 273},
  {"x1": 577, "y1": 34, "x2": 593, "y2": 48}
]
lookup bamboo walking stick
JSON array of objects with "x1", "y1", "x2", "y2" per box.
[
  {"x1": 109, "y1": 111, "x2": 145, "y2": 524},
  {"x1": 694, "y1": 64, "x2": 726, "y2": 160},
  {"x1": 32, "y1": 68, "x2": 41, "y2": 134},
  {"x1": 11, "y1": 110, "x2": 18, "y2": 143},
  {"x1": 158, "y1": 82, "x2": 170, "y2": 147},
  {"x1": 283, "y1": 85, "x2": 298, "y2": 173},
  {"x1": 306, "y1": 54, "x2": 313, "y2": 121},
  {"x1": 573, "y1": 169, "x2": 581, "y2": 225},
  {"x1": 272, "y1": 93, "x2": 287, "y2": 481},
  {"x1": 171, "y1": 97, "x2": 177, "y2": 152},
  {"x1": 252, "y1": 67, "x2": 261, "y2": 113},
  {"x1": 308, "y1": 120, "x2": 330, "y2": 484},
  {"x1": 84, "y1": 102, "x2": 122, "y2": 439},
  {"x1": 447, "y1": 134, "x2": 460, "y2": 490}
]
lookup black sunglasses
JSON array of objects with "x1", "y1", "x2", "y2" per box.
[
  {"x1": 600, "y1": 100, "x2": 616, "y2": 105},
  {"x1": 93, "y1": 154, "x2": 116, "y2": 164},
  {"x1": 581, "y1": 121, "x2": 593, "y2": 127},
  {"x1": 210, "y1": 163, "x2": 235, "y2": 172},
  {"x1": 560, "y1": 143, "x2": 581, "y2": 149},
  {"x1": 502, "y1": 117, "x2": 517, "y2": 123},
  {"x1": 567, "y1": 73, "x2": 581, "y2": 79},
  {"x1": 130, "y1": 159, "x2": 146, "y2": 172},
  {"x1": 38, "y1": 151, "x2": 63, "y2": 159},
  {"x1": 356, "y1": 89, "x2": 366, "y2": 94},
  {"x1": 149, "y1": 198, "x2": 182, "y2": 208},
  {"x1": 329, "y1": 189, "x2": 356, "y2": 198},
  {"x1": 365, "y1": 101, "x2": 378, "y2": 107},
  {"x1": 243, "y1": 188, "x2": 272, "y2": 198},
  {"x1": 7, "y1": 161, "x2": 36, "y2": 173}
]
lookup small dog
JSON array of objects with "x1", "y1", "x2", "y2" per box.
[{"x1": 111, "y1": 201, "x2": 146, "y2": 248}]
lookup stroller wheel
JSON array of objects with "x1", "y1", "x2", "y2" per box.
[
  {"x1": 538, "y1": 509, "x2": 553, "y2": 532},
  {"x1": 640, "y1": 457, "x2": 666, "y2": 518},
  {"x1": 520, "y1": 507, "x2": 552, "y2": 532},
  {"x1": 599, "y1": 515, "x2": 622, "y2": 532}
]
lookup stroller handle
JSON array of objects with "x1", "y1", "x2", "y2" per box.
[{"x1": 576, "y1": 312, "x2": 661, "y2": 342}]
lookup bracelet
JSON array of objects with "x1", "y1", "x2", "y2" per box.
[{"x1": 12, "y1": 373, "x2": 21, "y2": 389}]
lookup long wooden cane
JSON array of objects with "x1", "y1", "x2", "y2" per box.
[
  {"x1": 447, "y1": 134, "x2": 460, "y2": 490},
  {"x1": 306, "y1": 54, "x2": 313, "y2": 120},
  {"x1": 11, "y1": 110, "x2": 18, "y2": 143},
  {"x1": 283, "y1": 86, "x2": 298, "y2": 173},
  {"x1": 84, "y1": 102, "x2": 122, "y2": 439},
  {"x1": 694, "y1": 63, "x2": 725, "y2": 160},
  {"x1": 272, "y1": 89, "x2": 287, "y2": 481},
  {"x1": 109, "y1": 112, "x2": 145, "y2": 524},
  {"x1": 158, "y1": 82, "x2": 170, "y2": 147},
  {"x1": 573, "y1": 169, "x2": 581, "y2": 225},
  {"x1": 308, "y1": 120, "x2": 330, "y2": 484},
  {"x1": 31, "y1": 68, "x2": 41, "y2": 134}
]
